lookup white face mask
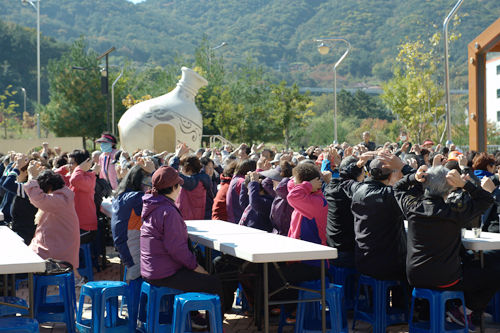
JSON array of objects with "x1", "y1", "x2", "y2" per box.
[{"x1": 400, "y1": 135, "x2": 407, "y2": 141}]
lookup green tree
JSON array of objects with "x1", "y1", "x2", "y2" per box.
[
  {"x1": 39, "y1": 36, "x2": 106, "y2": 147},
  {"x1": 267, "y1": 81, "x2": 313, "y2": 149},
  {"x1": 0, "y1": 85, "x2": 19, "y2": 139}
]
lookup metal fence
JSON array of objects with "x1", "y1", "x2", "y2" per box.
[{"x1": 456, "y1": 145, "x2": 500, "y2": 153}]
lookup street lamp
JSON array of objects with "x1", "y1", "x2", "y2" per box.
[
  {"x1": 72, "y1": 63, "x2": 123, "y2": 136},
  {"x1": 314, "y1": 38, "x2": 351, "y2": 144},
  {"x1": 211, "y1": 42, "x2": 227, "y2": 51},
  {"x1": 208, "y1": 42, "x2": 228, "y2": 73},
  {"x1": 21, "y1": 88, "x2": 26, "y2": 115},
  {"x1": 21, "y1": 0, "x2": 41, "y2": 138},
  {"x1": 443, "y1": 0, "x2": 465, "y2": 146}
]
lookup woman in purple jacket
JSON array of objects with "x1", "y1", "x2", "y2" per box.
[
  {"x1": 226, "y1": 159, "x2": 256, "y2": 223},
  {"x1": 269, "y1": 161, "x2": 295, "y2": 235},
  {"x1": 140, "y1": 166, "x2": 225, "y2": 313}
]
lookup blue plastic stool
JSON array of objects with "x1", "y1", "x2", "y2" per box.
[
  {"x1": 352, "y1": 275, "x2": 409, "y2": 333},
  {"x1": 15, "y1": 278, "x2": 28, "y2": 291},
  {"x1": 76, "y1": 281, "x2": 134, "y2": 333},
  {"x1": 295, "y1": 281, "x2": 348, "y2": 333},
  {"x1": 486, "y1": 291, "x2": 500, "y2": 323},
  {"x1": 409, "y1": 288, "x2": 468, "y2": 333},
  {"x1": 328, "y1": 265, "x2": 359, "y2": 310},
  {"x1": 137, "y1": 281, "x2": 183, "y2": 333},
  {"x1": 235, "y1": 284, "x2": 250, "y2": 311},
  {"x1": 0, "y1": 297, "x2": 29, "y2": 317},
  {"x1": 120, "y1": 266, "x2": 142, "y2": 329},
  {"x1": 0, "y1": 317, "x2": 39, "y2": 332},
  {"x1": 172, "y1": 293, "x2": 223, "y2": 333},
  {"x1": 78, "y1": 243, "x2": 94, "y2": 281},
  {"x1": 33, "y1": 272, "x2": 76, "y2": 333}
]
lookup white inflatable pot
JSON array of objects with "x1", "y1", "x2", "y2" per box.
[{"x1": 118, "y1": 67, "x2": 208, "y2": 153}]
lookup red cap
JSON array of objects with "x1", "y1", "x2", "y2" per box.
[
  {"x1": 147, "y1": 166, "x2": 184, "y2": 196},
  {"x1": 422, "y1": 140, "x2": 434, "y2": 146}
]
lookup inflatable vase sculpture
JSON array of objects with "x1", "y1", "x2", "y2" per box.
[{"x1": 118, "y1": 67, "x2": 208, "y2": 153}]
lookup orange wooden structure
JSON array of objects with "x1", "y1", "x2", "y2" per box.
[{"x1": 468, "y1": 17, "x2": 500, "y2": 151}]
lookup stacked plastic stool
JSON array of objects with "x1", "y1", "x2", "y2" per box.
[
  {"x1": 172, "y1": 293, "x2": 223, "y2": 333},
  {"x1": 0, "y1": 317, "x2": 39, "y2": 332},
  {"x1": 295, "y1": 280, "x2": 348, "y2": 333},
  {"x1": 352, "y1": 275, "x2": 409, "y2": 333},
  {"x1": 78, "y1": 243, "x2": 94, "y2": 281},
  {"x1": 0, "y1": 297, "x2": 29, "y2": 317},
  {"x1": 137, "y1": 281, "x2": 183, "y2": 333},
  {"x1": 33, "y1": 272, "x2": 76, "y2": 333},
  {"x1": 76, "y1": 281, "x2": 134, "y2": 333},
  {"x1": 486, "y1": 290, "x2": 500, "y2": 323},
  {"x1": 409, "y1": 288, "x2": 468, "y2": 333},
  {"x1": 328, "y1": 265, "x2": 359, "y2": 310}
]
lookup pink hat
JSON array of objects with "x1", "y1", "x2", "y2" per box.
[
  {"x1": 422, "y1": 140, "x2": 434, "y2": 146},
  {"x1": 95, "y1": 134, "x2": 117, "y2": 144}
]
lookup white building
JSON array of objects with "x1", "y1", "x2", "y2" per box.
[{"x1": 486, "y1": 56, "x2": 500, "y2": 124}]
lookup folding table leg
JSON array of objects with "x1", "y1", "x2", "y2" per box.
[
  {"x1": 29, "y1": 273, "x2": 34, "y2": 319},
  {"x1": 321, "y1": 259, "x2": 326, "y2": 333},
  {"x1": 264, "y1": 262, "x2": 269, "y2": 333},
  {"x1": 480, "y1": 251, "x2": 485, "y2": 333},
  {"x1": 255, "y1": 271, "x2": 262, "y2": 331}
]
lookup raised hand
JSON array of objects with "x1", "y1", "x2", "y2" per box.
[
  {"x1": 309, "y1": 177, "x2": 323, "y2": 192},
  {"x1": 446, "y1": 169, "x2": 466, "y2": 188},
  {"x1": 79, "y1": 158, "x2": 93, "y2": 172},
  {"x1": 432, "y1": 154, "x2": 446, "y2": 167},
  {"x1": 138, "y1": 156, "x2": 156, "y2": 174},
  {"x1": 415, "y1": 165, "x2": 428, "y2": 183}
]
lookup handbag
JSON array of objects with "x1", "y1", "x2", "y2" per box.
[{"x1": 39, "y1": 258, "x2": 73, "y2": 276}]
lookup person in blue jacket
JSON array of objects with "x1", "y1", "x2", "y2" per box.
[
  {"x1": 3, "y1": 154, "x2": 37, "y2": 244},
  {"x1": 111, "y1": 157, "x2": 156, "y2": 282},
  {"x1": 0, "y1": 153, "x2": 16, "y2": 224}
]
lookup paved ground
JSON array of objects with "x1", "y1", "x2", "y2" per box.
[{"x1": 14, "y1": 246, "x2": 500, "y2": 333}]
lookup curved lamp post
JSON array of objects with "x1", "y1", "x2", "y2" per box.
[
  {"x1": 21, "y1": 0, "x2": 41, "y2": 138},
  {"x1": 443, "y1": 0, "x2": 465, "y2": 146},
  {"x1": 314, "y1": 38, "x2": 351, "y2": 143},
  {"x1": 208, "y1": 42, "x2": 228, "y2": 72},
  {"x1": 72, "y1": 63, "x2": 123, "y2": 136}
]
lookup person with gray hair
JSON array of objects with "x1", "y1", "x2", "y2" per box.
[
  {"x1": 359, "y1": 131, "x2": 376, "y2": 151},
  {"x1": 395, "y1": 165, "x2": 500, "y2": 331}
]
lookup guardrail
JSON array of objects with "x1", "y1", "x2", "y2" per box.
[{"x1": 202, "y1": 135, "x2": 235, "y2": 149}]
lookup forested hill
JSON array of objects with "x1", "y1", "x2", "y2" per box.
[{"x1": 0, "y1": 0, "x2": 499, "y2": 87}]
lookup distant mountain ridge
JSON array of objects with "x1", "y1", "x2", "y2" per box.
[{"x1": 0, "y1": 0, "x2": 499, "y2": 87}]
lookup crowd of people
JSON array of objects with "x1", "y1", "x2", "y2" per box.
[{"x1": 3, "y1": 129, "x2": 500, "y2": 330}]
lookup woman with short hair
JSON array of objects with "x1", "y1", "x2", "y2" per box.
[
  {"x1": 169, "y1": 144, "x2": 211, "y2": 220},
  {"x1": 140, "y1": 165, "x2": 225, "y2": 321},
  {"x1": 24, "y1": 164, "x2": 82, "y2": 284}
]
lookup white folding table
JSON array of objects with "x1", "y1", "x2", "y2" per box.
[
  {"x1": 186, "y1": 227, "x2": 337, "y2": 333},
  {"x1": 462, "y1": 231, "x2": 500, "y2": 333},
  {"x1": 0, "y1": 226, "x2": 45, "y2": 319}
]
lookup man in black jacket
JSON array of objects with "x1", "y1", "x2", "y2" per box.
[
  {"x1": 396, "y1": 165, "x2": 500, "y2": 331},
  {"x1": 324, "y1": 153, "x2": 372, "y2": 268},
  {"x1": 351, "y1": 152, "x2": 414, "y2": 281}
]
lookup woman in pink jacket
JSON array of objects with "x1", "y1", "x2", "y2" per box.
[
  {"x1": 169, "y1": 144, "x2": 211, "y2": 220},
  {"x1": 55, "y1": 149, "x2": 97, "y2": 244},
  {"x1": 24, "y1": 162, "x2": 82, "y2": 284}
]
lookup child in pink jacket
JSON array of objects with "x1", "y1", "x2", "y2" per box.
[{"x1": 267, "y1": 161, "x2": 329, "y2": 320}]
